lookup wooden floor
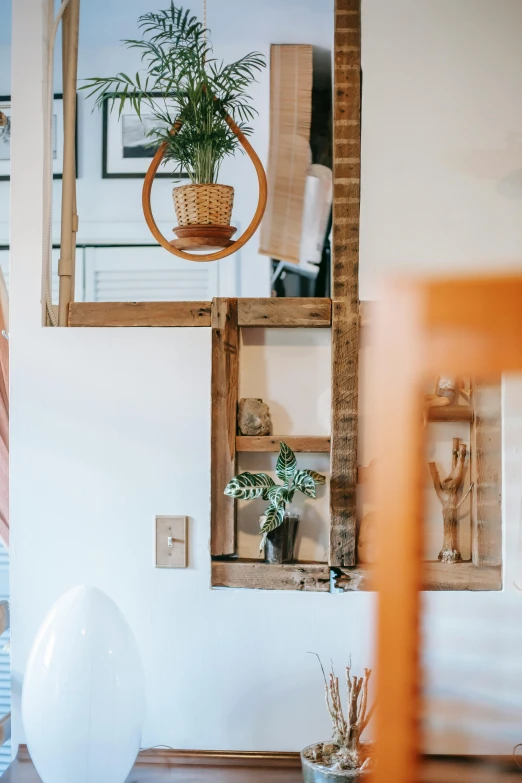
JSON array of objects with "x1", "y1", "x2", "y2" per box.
[
  {"x1": 0, "y1": 759, "x2": 301, "y2": 783},
  {"x1": 1, "y1": 757, "x2": 521, "y2": 782}
]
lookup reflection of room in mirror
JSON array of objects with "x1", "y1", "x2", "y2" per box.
[
  {"x1": 121, "y1": 115, "x2": 158, "y2": 159},
  {"x1": 0, "y1": 109, "x2": 56, "y2": 161},
  {"x1": 0, "y1": 102, "x2": 10, "y2": 163},
  {"x1": 0, "y1": 126, "x2": 9, "y2": 161},
  {"x1": 52, "y1": 115, "x2": 57, "y2": 159}
]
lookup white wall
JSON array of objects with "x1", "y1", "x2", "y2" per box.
[
  {"x1": 8, "y1": 0, "x2": 522, "y2": 760},
  {"x1": 359, "y1": 0, "x2": 522, "y2": 297}
]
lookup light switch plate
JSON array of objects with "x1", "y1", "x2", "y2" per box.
[{"x1": 155, "y1": 516, "x2": 187, "y2": 568}]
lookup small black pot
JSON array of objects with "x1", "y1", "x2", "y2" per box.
[{"x1": 264, "y1": 514, "x2": 299, "y2": 564}]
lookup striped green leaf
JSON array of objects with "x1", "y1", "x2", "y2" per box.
[
  {"x1": 224, "y1": 472, "x2": 275, "y2": 500},
  {"x1": 303, "y1": 469, "x2": 326, "y2": 485},
  {"x1": 293, "y1": 469, "x2": 317, "y2": 498},
  {"x1": 267, "y1": 485, "x2": 294, "y2": 507},
  {"x1": 276, "y1": 441, "x2": 297, "y2": 482},
  {"x1": 260, "y1": 504, "x2": 285, "y2": 535}
]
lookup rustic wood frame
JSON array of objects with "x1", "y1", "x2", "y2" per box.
[
  {"x1": 209, "y1": 296, "x2": 336, "y2": 591},
  {"x1": 330, "y1": 0, "x2": 361, "y2": 568},
  {"x1": 65, "y1": 0, "x2": 502, "y2": 593}
]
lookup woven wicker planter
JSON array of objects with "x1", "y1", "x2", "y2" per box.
[
  {"x1": 173, "y1": 183, "x2": 234, "y2": 226},
  {"x1": 171, "y1": 183, "x2": 236, "y2": 251}
]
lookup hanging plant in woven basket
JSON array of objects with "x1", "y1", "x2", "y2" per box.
[{"x1": 82, "y1": 3, "x2": 267, "y2": 262}]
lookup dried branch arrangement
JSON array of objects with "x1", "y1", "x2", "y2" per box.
[
  {"x1": 429, "y1": 437, "x2": 472, "y2": 563},
  {"x1": 305, "y1": 656, "x2": 375, "y2": 772}
]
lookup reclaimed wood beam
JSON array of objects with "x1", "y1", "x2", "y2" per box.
[
  {"x1": 329, "y1": 0, "x2": 361, "y2": 567},
  {"x1": 335, "y1": 563, "x2": 502, "y2": 592},
  {"x1": 471, "y1": 380, "x2": 502, "y2": 566},
  {"x1": 428, "y1": 404, "x2": 473, "y2": 422},
  {"x1": 210, "y1": 299, "x2": 239, "y2": 556},
  {"x1": 68, "y1": 301, "x2": 212, "y2": 327},
  {"x1": 212, "y1": 561, "x2": 331, "y2": 592},
  {"x1": 237, "y1": 298, "x2": 331, "y2": 328},
  {"x1": 236, "y1": 436, "x2": 331, "y2": 453}
]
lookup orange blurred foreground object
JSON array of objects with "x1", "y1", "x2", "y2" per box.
[{"x1": 371, "y1": 274, "x2": 522, "y2": 783}]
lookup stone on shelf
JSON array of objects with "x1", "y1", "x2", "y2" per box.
[{"x1": 238, "y1": 398, "x2": 272, "y2": 436}]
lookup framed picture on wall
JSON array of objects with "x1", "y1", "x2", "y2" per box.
[
  {"x1": 102, "y1": 93, "x2": 188, "y2": 179},
  {"x1": 0, "y1": 94, "x2": 76, "y2": 181}
]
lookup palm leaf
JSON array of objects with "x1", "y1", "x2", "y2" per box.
[
  {"x1": 224, "y1": 472, "x2": 275, "y2": 500},
  {"x1": 276, "y1": 441, "x2": 297, "y2": 482}
]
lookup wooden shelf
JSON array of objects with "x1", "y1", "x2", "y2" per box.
[
  {"x1": 237, "y1": 298, "x2": 331, "y2": 327},
  {"x1": 68, "y1": 301, "x2": 212, "y2": 327},
  {"x1": 335, "y1": 562, "x2": 502, "y2": 592},
  {"x1": 212, "y1": 560, "x2": 330, "y2": 592},
  {"x1": 68, "y1": 298, "x2": 333, "y2": 329},
  {"x1": 213, "y1": 560, "x2": 501, "y2": 592},
  {"x1": 428, "y1": 405, "x2": 473, "y2": 422},
  {"x1": 236, "y1": 436, "x2": 330, "y2": 453}
]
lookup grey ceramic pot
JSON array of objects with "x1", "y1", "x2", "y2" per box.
[{"x1": 301, "y1": 744, "x2": 370, "y2": 783}]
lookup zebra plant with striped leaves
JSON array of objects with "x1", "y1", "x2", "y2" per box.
[{"x1": 224, "y1": 441, "x2": 326, "y2": 551}]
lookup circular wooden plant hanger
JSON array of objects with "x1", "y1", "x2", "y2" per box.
[{"x1": 142, "y1": 114, "x2": 268, "y2": 263}]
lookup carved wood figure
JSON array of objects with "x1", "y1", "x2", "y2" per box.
[{"x1": 428, "y1": 437, "x2": 469, "y2": 563}]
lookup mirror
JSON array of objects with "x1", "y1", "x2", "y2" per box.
[{"x1": 49, "y1": 0, "x2": 334, "y2": 304}]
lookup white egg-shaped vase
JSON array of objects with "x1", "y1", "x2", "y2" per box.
[{"x1": 22, "y1": 586, "x2": 145, "y2": 783}]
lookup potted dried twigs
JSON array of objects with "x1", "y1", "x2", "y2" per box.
[{"x1": 301, "y1": 657, "x2": 375, "y2": 782}]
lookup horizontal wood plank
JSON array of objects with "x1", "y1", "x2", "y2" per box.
[
  {"x1": 238, "y1": 298, "x2": 332, "y2": 327},
  {"x1": 236, "y1": 436, "x2": 330, "y2": 452},
  {"x1": 428, "y1": 404, "x2": 473, "y2": 422},
  {"x1": 423, "y1": 561, "x2": 501, "y2": 590},
  {"x1": 136, "y1": 749, "x2": 301, "y2": 768},
  {"x1": 68, "y1": 299, "x2": 333, "y2": 328},
  {"x1": 68, "y1": 301, "x2": 212, "y2": 327},
  {"x1": 335, "y1": 562, "x2": 502, "y2": 592},
  {"x1": 212, "y1": 560, "x2": 330, "y2": 591}
]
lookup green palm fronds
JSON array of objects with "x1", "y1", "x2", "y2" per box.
[{"x1": 80, "y1": 3, "x2": 265, "y2": 184}]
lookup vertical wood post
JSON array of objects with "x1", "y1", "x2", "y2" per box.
[
  {"x1": 58, "y1": 0, "x2": 80, "y2": 326},
  {"x1": 330, "y1": 0, "x2": 361, "y2": 566},
  {"x1": 211, "y1": 298, "x2": 239, "y2": 557},
  {"x1": 471, "y1": 380, "x2": 502, "y2": 566},
  {"x1": 372, "y1": 283, "x2": 424, "y2": 783}
]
